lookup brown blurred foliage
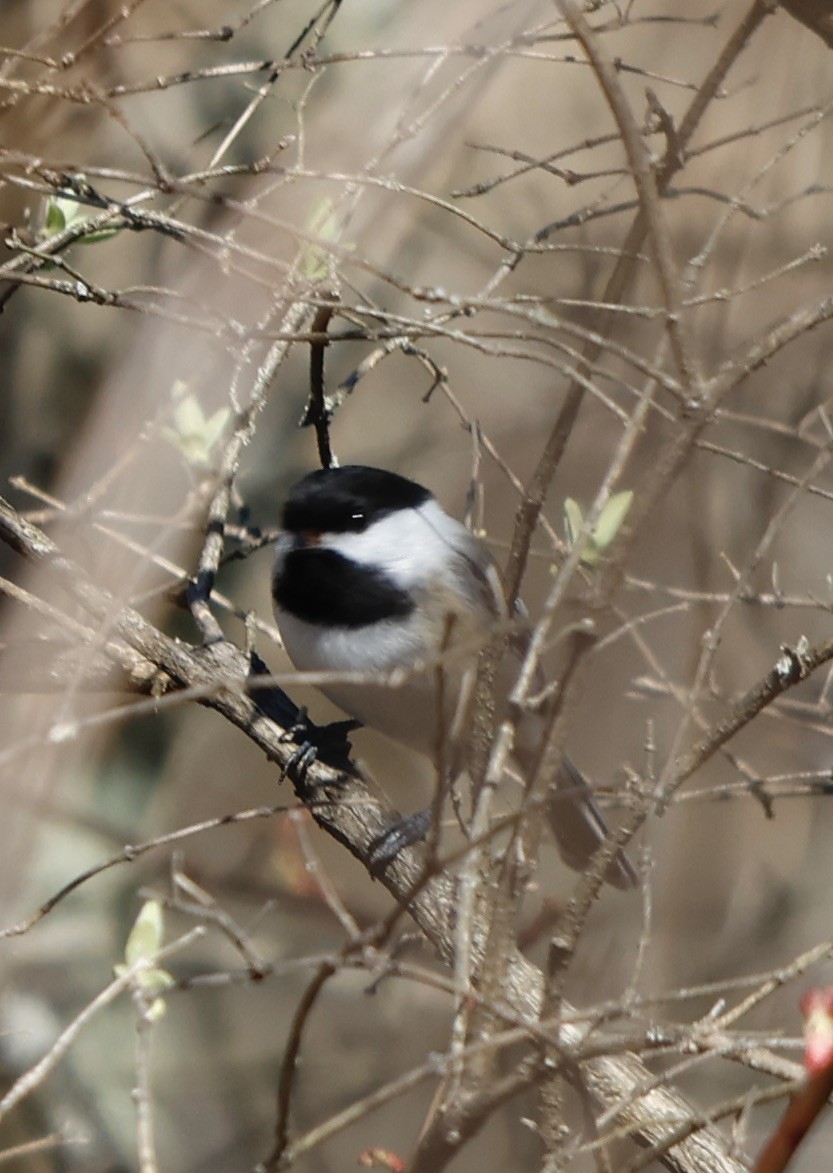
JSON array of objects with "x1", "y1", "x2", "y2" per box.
[{"x1": 2, "y1": 1, "x2": 833, "y2": 1170}]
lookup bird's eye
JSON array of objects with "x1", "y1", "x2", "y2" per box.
[{"x1": 350, "y1": 511, "x2": 367, "y2": 531}]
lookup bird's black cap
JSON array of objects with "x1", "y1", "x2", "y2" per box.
[{"x1": 281, "y1": 465, "x2": 433, "y2": 535}]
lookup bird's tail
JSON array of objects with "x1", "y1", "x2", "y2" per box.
[{"x1": 515, "y1": 740, "x2": 637, "y2": 890}]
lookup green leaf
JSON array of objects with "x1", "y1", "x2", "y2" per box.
[
  {"x1": 562, "y1": 491, "x2": 633, "y2": 567},
  {"x1": 563, "y1": 498, "x2": 584, "y2": 549},
  {"x1": 78, "y1": 227, "x2": 121, "y2": 245},
  {"x1": 162, "y1": 385, "x2": 231, "y2": 468},
  {"x1": 44, "y1": 200, "x2": 67, "y2": 234},
  {"x1": 145, "y1": 996, "x2": 169, "y2": 1023},
  {"x1": 581, "y1": 539, "x2": 604, "y2": 567},
  {"x1": 116, "y1": 900, "x2": 175, "y2": 1019},
  {"x1": 300, "y1": 196, "x2": 353, "y2": 282},
  {"x1": 40, "y1": 182, "x2": 121, "y2": 245},
  {"x1": 114, "y1": 961, "x2": 174, "y2": 993},
  {"x1": 592, "y1": 490, "x2": 633, "y2": 552},
  {"x1": 123, "y1": 899, "x2": 165, "y2": 965}
]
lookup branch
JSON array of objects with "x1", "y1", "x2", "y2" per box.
[
  {"x1": 0, "y1": 497, "x2": 746, "y2": 1173},
  {"x1": 503, "y1": 0, "x2": 772, "y2": 602},
  {"x1": 779, "y1": 0, "x2": 833, "y2": 47}
]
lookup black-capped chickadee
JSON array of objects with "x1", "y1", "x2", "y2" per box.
[{"x1": 271, "y1": 465, "x2": 636, "y2": 889}]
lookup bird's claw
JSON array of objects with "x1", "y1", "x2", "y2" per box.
[
  {"x1": 368, "y1": 807, "x2": 432, "y2": 875},
  {"x1": 282, "y1": 708, "x2": 361, "y2": 777}
]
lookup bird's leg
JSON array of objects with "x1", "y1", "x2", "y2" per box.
[
  {"x1": 367, "y1": 808, "x2": 433, "y2": 874},
  {"x1": 246, "y1": 650, "x2": 361, "y2": 775}
]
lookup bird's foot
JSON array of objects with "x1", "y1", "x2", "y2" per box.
[
  {"x1": 368, "y1": 807, "x2": 432, "y2": 875},
  {"x1": 282, "y1": 707, "x2": 361, "y2": 778}
]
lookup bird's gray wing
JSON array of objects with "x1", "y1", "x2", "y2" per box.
[
  {"x1": 435, "y1": 512, "x2": 638, "y2": 890},
  {"x1": 545, "y1": 755, "x2": 638, "y2": 890}
]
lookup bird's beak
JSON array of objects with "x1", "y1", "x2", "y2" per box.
[{"x1": 294, "y1": 531, "x2": 321, "y2": 548}]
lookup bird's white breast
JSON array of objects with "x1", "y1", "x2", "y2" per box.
[{"x1": 273, "y1": 498, "x2": 500, "y2": 754}]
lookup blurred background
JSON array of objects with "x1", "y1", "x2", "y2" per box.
[{"x1": 2, "y1": 0, "x2": 833, "y2": 1168}]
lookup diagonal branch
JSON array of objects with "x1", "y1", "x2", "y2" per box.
[{"x1": 0, "y1": 496, "x2": 746, "y2": 1173}]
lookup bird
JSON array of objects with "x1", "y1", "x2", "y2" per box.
[{"x1": 271, "y1": 464, "x2": 636, "y2": 889}]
